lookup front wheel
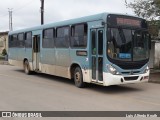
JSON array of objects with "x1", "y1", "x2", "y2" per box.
[{"x1": 74, "y1": 67, "x2": 86, "y2": 88}]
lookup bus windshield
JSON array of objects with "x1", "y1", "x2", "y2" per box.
[{"x1": 107, "y1": 28, "x2": 150, "y2": 61}]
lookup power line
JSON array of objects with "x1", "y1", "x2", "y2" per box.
[
  {"x1": 0, "y1": 0, "x2": 34, "y2": 18},
  {"x1": 13, "y1": 0, "x2": 34, "y2": 13},
  {"x1": 1, "y1": 0, "x2": 43, "y2": 31},
  {"x1": 0, "y1": 13, "x2": 9, "y2": 18}
]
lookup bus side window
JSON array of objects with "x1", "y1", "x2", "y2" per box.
[
  {"x1": 18, "y1": 33, "x2": 25, "y2": 48},
  {"x1": 55, "y1": 26, "x2": 69, "y2": 48},
  {"x1": 42, "y1": 28, "x2": 54, "y2": 48},
  {"x1": 9, "y1": 35, "x2": 13, "y2": 48},
  {"x1": 25, "y1": 32, "x2": 32, "y2": 48},
  {"x1": 71, "y1": 24, "x2": 87, "y2": 48},
  {"x1": 12, "y1": 34, "x2": 18, "y2": 47}
]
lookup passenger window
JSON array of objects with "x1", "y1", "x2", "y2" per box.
[
  {"x1": 9, "y1": 34, "x2": 18, "y2": 47},
  {"x1": 18, "y1": 33, "x2": 24, "y2": 48},
  {"x1": 71, "y1": 24, "x2": 87, "y2": 48},
  {"x1": 55, "y1": 27, "x2": 69, "y2": 48},
  {"x1": 25, "y1": 32, "x2": 32, "y2": 48},
  {"x1": 43, "y1": 28, "x2": 54, "y2": 48}
]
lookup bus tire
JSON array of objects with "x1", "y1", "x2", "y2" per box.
[
  {"x1": 74, "y1": 67, "x2": 85, "y2": 88},
  {"x1": 24, "y1": 60, "x2": 31, "y2": 75}
]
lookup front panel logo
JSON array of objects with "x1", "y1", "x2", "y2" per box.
[{"x1": 2, "y1": 112, "x2": 11, "y2": 117}]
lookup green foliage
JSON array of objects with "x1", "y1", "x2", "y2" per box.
[
  {"x1": 126, "y1": 0, "x2": 160, "y2": 38},
  {"x1": 2, "y1": 49, "x2": 7, "y2": 56},
  {"x1": 154, "y1": 0, "x2": 160, "y2": 11},
  {"x1": 148, "y1": 20, "x2": 160, "y2": 38},
  {"x1": 126, "y1": 0, "x2": 160, "y2": 20}
]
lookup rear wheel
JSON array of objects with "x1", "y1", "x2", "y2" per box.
[
  {"x1": 74, "y1": 67, "x2": 85, "y2": 88},
  {"x1": 24, "y1": 60, "x2": 31, "y2": 75}
]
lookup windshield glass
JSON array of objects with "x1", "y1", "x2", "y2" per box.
[{"x1": 107, "y1": 28, "x2": 150, "y2": 61}]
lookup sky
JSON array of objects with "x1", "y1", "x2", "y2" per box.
[{"x1": 0, "y1": 0, "x2": 135, "y2": 32}]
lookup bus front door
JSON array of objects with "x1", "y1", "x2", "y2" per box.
[
  {"x1": 33, "y1": 35, "x2": 40, "y2": 71},
  {"x1": 91, "y1": 29, "x2": 104, "y2": 83}
]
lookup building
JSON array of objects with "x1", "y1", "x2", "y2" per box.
[
  {"x1": 154, "y1": 41, "x2": 160, "y2": 68},
  {"x1": 149, "y1": 41, "x2": 155, "y2": 69},
  {"x1": 148, "y1": 21, "x2": 160, "y2": 69},
  {"x1": 0, "y1": 31, "x2": 9, "y2": 54},
  {"x1": 153, "y1": 28, "x2": 160, "y2": 69}
]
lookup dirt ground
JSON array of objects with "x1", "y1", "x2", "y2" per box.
[{"x1": 150, "y1": 72, "x2": 160, "y2": 83}]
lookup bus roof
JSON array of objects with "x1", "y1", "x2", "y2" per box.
[{"x1": 9, "y1": 12, "x2": 141, "y2": 34}]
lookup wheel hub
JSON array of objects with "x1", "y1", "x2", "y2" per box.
[{"x1": 75, "y1": 72, "x2": 80, "y2": 83}]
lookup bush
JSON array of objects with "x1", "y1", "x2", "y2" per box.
[
  {"x1": 0, "y1": 55, "x2": 5, "y2": 60},
  {"x1": 2, "y1": 49, "x2": 7, "y2": 56}
]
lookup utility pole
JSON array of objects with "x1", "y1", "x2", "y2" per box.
[
  {"x1": 8, "y1": 8, "x2": 13, "y2": 31},
  {"x1": 40, "y1": 0, "x2": 44, "y2": 25}
]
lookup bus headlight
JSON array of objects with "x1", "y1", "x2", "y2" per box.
[
  {"x1": 144, "y1": 66, "x2": 149, "y2": 73},
  {"x1": 107, "y1": 64, "x2": 120, "y2": 75}
]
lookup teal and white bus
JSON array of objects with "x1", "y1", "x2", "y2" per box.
[{"x1": 8, "y1": 13, "x2": 151, "y2": 88}]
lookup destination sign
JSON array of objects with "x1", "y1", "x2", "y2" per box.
[
  {"x1": 116, "y1": 18, "x2": 141, "y2": 27},
  {"x1": 107, "y1": 14, "x2": 147, "y2": 28}
]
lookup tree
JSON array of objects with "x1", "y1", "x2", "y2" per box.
[
  {"x1": 2, "y1": 49, "x2": 7, "y2": 56},
  {"x1": 126, "y1": 0, "x2": 160, "y2": 38},
  {"x1": 125, "y1": 0, "x2": 160, "y2": 20}
]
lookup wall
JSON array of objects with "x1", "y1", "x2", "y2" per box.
[
  {"x1": 154, "y1": 42, "x2": 160, "y2": 68},
  {"x1": 0, "y1": 33, "x2": 8, "y2": 54},
  {"x1": 149, "y1": 42, "x2": 155, "y2": 68}
]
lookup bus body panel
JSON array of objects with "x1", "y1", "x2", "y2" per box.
[
  {"x1": 55, "y1": 48, "x2": 71, "y2": 78},
  {"x1": 40, "y1": 48, "x2": 56, "y2": 75},
  {"x1": 8, "y1": 48, "x2": 25, "y2": 67},
  {"x1": 41, "y1": 48, "x2": 55, "y2": 65}
]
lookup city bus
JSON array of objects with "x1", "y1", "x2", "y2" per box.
[{"x1": 8, "y1": 13, "x2": 151, "y2": 88}]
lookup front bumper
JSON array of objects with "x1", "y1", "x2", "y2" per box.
[{"x1": 103, "y1": 71, "x2": 149, "y2": 86}]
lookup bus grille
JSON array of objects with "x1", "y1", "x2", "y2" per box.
[
  {"x1": 124, "y1": 76, "x2": 139, "y2": 81},
  {"x1": 122, "y1": 71, "x2": 140, "y2": 75}
]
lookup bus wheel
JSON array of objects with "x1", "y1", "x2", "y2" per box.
[
  {"x1": 74, "y1": 67, "x2": 85, "y2": 88},
  {"x1": 24, "y1": 60, "x2": 31, "y2": 75}
]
